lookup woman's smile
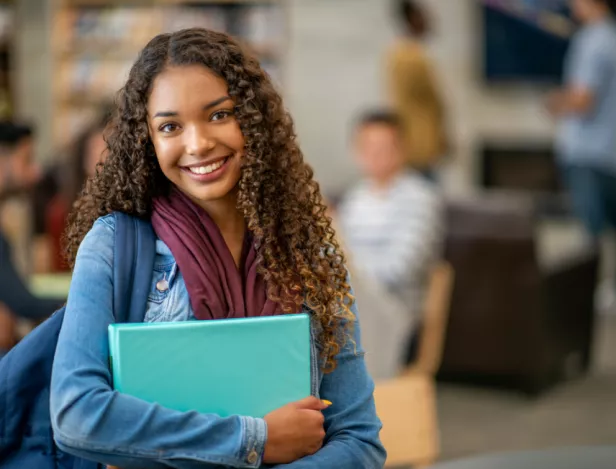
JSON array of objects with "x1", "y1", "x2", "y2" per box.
[{"x1": 180, "y1": 155, "x2": 233, "y2": 182}]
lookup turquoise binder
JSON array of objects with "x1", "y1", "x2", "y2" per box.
[{"x1": 108, "y1": 314, "x2": 311, "y2": 418}]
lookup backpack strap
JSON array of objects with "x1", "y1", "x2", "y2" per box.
[{"x1": 112, "y1": 212, "x2": 157, "y2": 324}]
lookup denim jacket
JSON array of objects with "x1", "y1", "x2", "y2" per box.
[{"x1": 50, "y1": 215, "x2": 386, "y2": 469}]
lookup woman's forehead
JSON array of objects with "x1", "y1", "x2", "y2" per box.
[{"x1": 147, "y1": 65, "x2": 228, "y2": 113}]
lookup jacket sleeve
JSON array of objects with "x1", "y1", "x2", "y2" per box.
[
  {"x1": 273, "y1": 281, "x2": 387, "y2": 468},
  {"x1": 50, "y1": 216, "x2": 267, "y2": 469}
]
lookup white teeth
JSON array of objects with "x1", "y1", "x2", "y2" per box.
[{"x1": 188, "y1": 159, "x2": 225, "y2": 175}]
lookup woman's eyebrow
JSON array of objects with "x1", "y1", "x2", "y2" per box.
[
  {"x1": 152, "y1": 110, "x2": 178, "y2": 119},
  {"x1": 203, "y1": 96, "x2": 232, "y2": 110},
  {"x1": 151, "y1": 96, "x2": 232, "y2": 119}
]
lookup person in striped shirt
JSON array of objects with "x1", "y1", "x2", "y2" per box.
[{"x1": 338, "y1": 111, "x2": 443, "y2": 374}]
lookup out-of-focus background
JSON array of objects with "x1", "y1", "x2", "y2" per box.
[{"x1": 1, "y1": 0, "x2": 615, "y2": 467}]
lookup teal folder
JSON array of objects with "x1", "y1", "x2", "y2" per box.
[{"x1": 108, "y1": 314, "x2": 311, "y2": 418}]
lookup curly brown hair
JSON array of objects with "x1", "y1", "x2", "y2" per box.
[{"x1": 64, "y1": 28, "x2": 354, "y2": 372}]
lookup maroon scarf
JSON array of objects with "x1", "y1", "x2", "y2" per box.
[{"x1": 151, "y1": 187, "x2": 281, "y2": 320}]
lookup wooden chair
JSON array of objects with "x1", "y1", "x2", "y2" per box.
[
  {"x1": 403, "y1": 262, "x2": 455, "y2": 376},
  {"x1": 332, "y1": 214, "x2": 452, "y2": 465},
  {"x1": 374, "y1": 263, "x2": 454, "y2": 467},
  {"x1": 374, "y1": 374, "x2": 439, "y2": 468}
]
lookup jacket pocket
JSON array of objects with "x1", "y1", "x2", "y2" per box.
[
  {"x1": 144, "y1": 263, "x2": 178, "y2": 323},
  {"x1": 147, "y1": 263, "x2": 177, "y2": 304}
]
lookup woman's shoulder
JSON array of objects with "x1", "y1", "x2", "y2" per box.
[
  {"x1": 79, "y1": 214, "x2": 117, "y2": 251},
  {"x1": 90, "y1": 212, "x2": 145, "y2": 232},
  {"x1": 82, "y1": 212, "x2": 159, "y2": 254},
  {"x1": 72, "y1": 214, "x2": 119, "y2": 268},
  {"x1": 75, "y1": 212, "x2": 158, "y2": 274},
  {"x1": 95, "y1": 213, "x2": 117, "y2": 230}
]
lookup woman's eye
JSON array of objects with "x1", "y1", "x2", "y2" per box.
[
  {"x1": 211, "y1": 110, "x2": 233, "y2": 122},
  {"x1": 159, "y1": 123, "x2": 178, "y2": 133}
]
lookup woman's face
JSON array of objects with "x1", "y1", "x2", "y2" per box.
[{"x1": 147, "y1": 65, "x2": 244, "y2": 207}]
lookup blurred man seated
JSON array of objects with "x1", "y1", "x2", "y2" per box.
[
  {"x1": 337, "y1": 111, "x2": 443, "y2": 378},
  {"x1": 0, "y1": 122, "x2": 64, "y2": 354}
]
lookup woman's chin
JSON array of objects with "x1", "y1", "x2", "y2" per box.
[{"x1": 179, "y1": 180, "x2": 239, "y2": 207}]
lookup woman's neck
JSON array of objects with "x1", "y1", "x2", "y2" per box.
[{"x1": 197, "y1": 190, "x2": 246, "y2": 268}]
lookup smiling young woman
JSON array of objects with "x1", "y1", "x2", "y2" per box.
[{"x1": 51, "y1": 28, "x2": 386, "y2": 469}]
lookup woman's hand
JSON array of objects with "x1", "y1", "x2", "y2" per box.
[{"x1": 262, "y1": 396, "x2": 330, "y2": 464}]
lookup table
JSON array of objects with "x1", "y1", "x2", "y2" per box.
[
  {"x1": 427, "y1": 447, "x2": 616, "y2": 469},
  {"x1": 29, "y1": 273, "x2": 72, "y2": 298}
]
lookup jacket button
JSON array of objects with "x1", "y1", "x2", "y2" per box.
[
  {"x1": 156, "y1": 278, "x2": 169, "y2": 292},
  {"x1": 247, "y1": 449, "x2": 259, "y2": 464}
]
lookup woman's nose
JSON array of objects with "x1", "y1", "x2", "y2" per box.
[{"x1": 185, "y1": 125, "x2": 215, "y2": 156}]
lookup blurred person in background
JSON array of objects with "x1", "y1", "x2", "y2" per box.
[
  {"x1": 44, "y1": 109, "x2": 110, "y2": 272},
  {"x1": 337, "y1": 111, "x2": 443, "y2": 378},
  {"x1": 387, "y1": 0, "x2": 449, "y2": 178},
  {"x1": 548, "y1": 0, "x2": 616, "y2": 241},
  {"x1": 0, "y1": 122, "x2": 63, "y2": 354}
]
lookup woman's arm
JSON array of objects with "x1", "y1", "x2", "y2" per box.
[
  {"x1": 50, "y1": 216, "x2": 266, "y2": 469},
  {"x1": 273, "y1": 283, "x2": 387, "y2": 468}
]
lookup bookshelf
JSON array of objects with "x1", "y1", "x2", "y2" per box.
[
  {"x1": 0, "y1": 0, "x2": 13, "y2": 119},
  {"x1": 52, "y1": 0, "x2": 286, "y2": 148}
]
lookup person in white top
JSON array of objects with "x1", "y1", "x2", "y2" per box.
[{"x1": 337, "y1": 111, "x2": 443, "y2": 379}]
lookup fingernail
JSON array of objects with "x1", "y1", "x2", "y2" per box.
[{"x1": 321, "y1": 400, "x2": 332, "y2": 406}]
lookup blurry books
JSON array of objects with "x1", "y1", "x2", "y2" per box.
[
  {"x1": 0, "y1": 5, "x2": 12, "y2": 44},
  {"x1": 237, "y1": 5, "x2": 284, "y2": 52},
  {"x1": 0, "y1": 4, "x2": 12, "y2": 119},
  {"x1": 162, "y1": 6, "x2": 227, "y2": 34},
  {"x1": 53, "y1": 1, "x2": 285, "y2": 147}
]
